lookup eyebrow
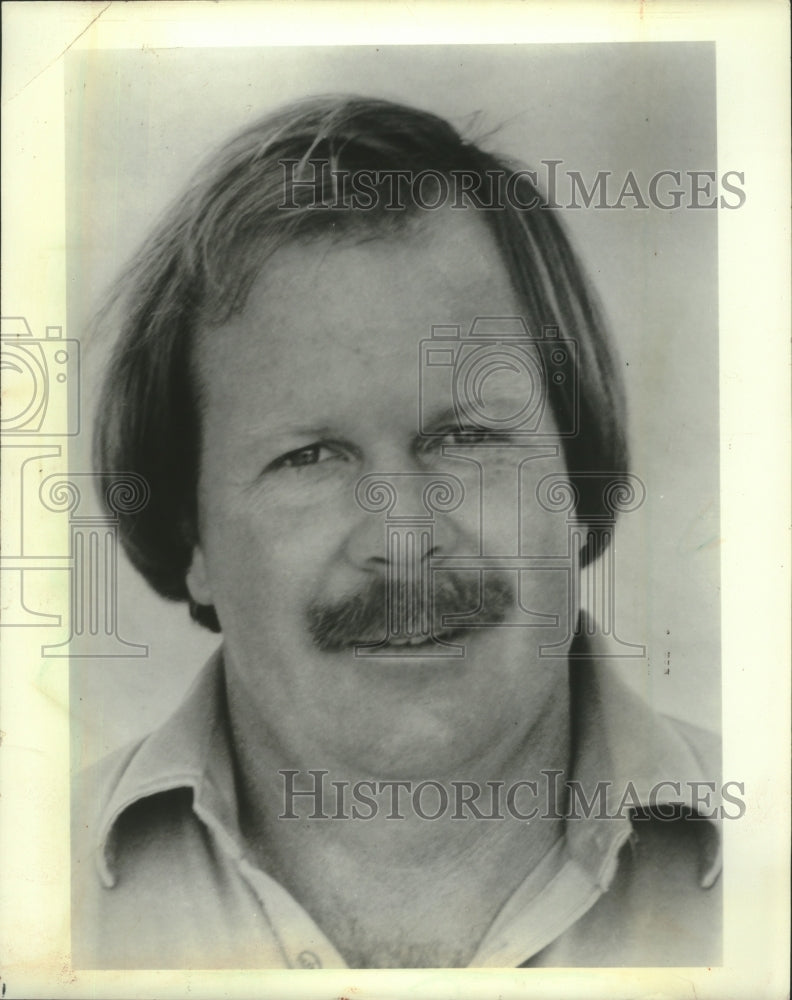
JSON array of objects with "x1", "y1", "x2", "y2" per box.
[
  {"x1": 419, "y1": 397, "x2": 532, "y2": 429},
  {"x1": 419, "y1": 407, "x2": 458, "y2": 430},
  {"x1": 240, "y1": 422, "x2": 343, "y2": 444}
]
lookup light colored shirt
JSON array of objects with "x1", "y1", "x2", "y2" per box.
[{"x1": 72, "y1": 645, "x2": 722, "y2": 969}]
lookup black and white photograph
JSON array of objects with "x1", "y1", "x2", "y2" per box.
[{"x1": 1, "y1": 3, "x2": 789, "y2": 998}]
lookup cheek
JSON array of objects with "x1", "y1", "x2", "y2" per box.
[
  {"x1": 519, "y1": 507, "x2": 572, "y2": 556},
  {"x1": 197, "y1": 485, "x2": 350, "y2": 607},
  {"x1": 473, "y1": 459, "x2": 573, "y2": 549}
]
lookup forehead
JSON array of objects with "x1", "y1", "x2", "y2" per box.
[{"x1": 193, "y1": 209, "x2": 524, "y2": 416}]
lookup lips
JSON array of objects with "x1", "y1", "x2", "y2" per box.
[
  {"x1": 361, "y1": 624, "x2": 467, "y2": 649},
  {"x1": 339, "y1": 617, "x2": 460, "y2": 648},
  {"x1": 379, "y1": 633, "x2": 438, "y2": 647}
]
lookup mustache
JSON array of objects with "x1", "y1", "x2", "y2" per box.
[{"x1": 307, "y1": 571, "x2": 515, "y2": 652}]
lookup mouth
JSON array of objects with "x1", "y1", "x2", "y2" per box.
[{"x1": 351, "y1": 624, "x2": 471, "y2": 651}]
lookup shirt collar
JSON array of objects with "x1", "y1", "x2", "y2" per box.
[
  {"x1": 96, "y1": 639, "x2": 722, "y2": 890},
  {"x1": 565, "y1": 642, "x2": 722, "y2": 890},
  {"x1": 97, "y1": 648, "x2": 242, "y2": 887}
]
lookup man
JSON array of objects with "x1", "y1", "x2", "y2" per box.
[{"x1": 72, "y1": 95, "x2": 721, "y2": 969}]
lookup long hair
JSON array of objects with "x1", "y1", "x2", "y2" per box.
[{"x1": 93, "y1": 95, "x2": 629, "y2": 631}]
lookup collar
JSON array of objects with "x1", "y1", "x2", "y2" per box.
[
  {"x1": 95, "y1": 639, "x2": 722, "y2": 890},
  {"x1": 565, "y1": 643, "x2": 722, "y2": 890},
  {"x1": 96, "y1": 648, "x2": 242, "y2": 887}
]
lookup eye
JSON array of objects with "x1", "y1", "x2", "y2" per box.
[
  {"x1": 424, "y1": 425, "x2": 515, "y2": 450},
  {"x1": 264, "y1": 442, "x2": 349, "y2": 473}
]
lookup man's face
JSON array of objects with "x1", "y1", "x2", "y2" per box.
[{"x1": 188, "y1": 210, "x2": 575, "y2": 774}]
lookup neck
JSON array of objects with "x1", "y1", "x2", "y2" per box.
[
  {"x1": 225, "y1": 661, "x2": 571, "y2": 875},
  {"x1": 224, "y1": 656, "x2": 571, "y2": 967}
]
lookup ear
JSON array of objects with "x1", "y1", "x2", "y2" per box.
[{"x1": 185, "y1": 546, "x2": 214, "y2": 606}]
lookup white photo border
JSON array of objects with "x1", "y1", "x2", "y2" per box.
[{"x1": 1, "y1": 2, "x2": 789, "y2": 998}]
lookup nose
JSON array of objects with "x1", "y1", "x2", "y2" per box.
[{"x1": 344, "y1": 471, "x2": 465, "y2": 576}]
